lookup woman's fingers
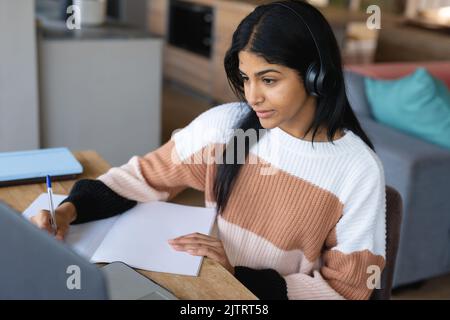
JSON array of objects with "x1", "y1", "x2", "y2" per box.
[
  {"x1": 30, "y1": 209, "x2": 70, "y2": 240},
  {"x1": 30, "y1": 210, "x2": 54, "y2": 234},
  {"x1": 169, "y1": 233, "x2": 234, "y2": 274},
  {"x1": 180, "y1": 244, "x2": 223, "y2": 261},
  {"x1": 169, "y1": 236, "x2": 224, "y2": 258},
  {"x1": 169, "y1": 233, "x2": 222, "y2": 248},
  {"x1": 55, "y1": 225, "x2": 68, "y2": 241},
  {"x1": 171, "y1": 242, "x2": 221, "y2": 254},
  {"x1": 172, "y1": 232, "x2": 218, "y2": 242},
  {"x1": 169, "y1": 240, "x2": 227, "y2": 265},
  {"x1": 168, "y1": 236, "x2": 222, "y2": 248}
]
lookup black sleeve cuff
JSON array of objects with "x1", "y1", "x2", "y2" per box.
[
  {"x1": 60, "y1": 179, "x2": 137, "y2": 224},
  {"x1": 234, "y1": 266, "x2": 288, "y2": 300}
]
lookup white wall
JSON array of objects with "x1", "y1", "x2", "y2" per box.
[
  {"x1": 0, "y1": 0, "x2": 40, "y2": 151},
  {"x1": 39, "y1": 37, "x2": 163, "y2": 166}
]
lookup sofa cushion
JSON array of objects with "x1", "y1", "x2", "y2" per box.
[
  {"x1": 344, "y1": 70, "x2": 372, "y2": 119},
  {"x1": 365, "y1": 68, "x2": 450, "y2": 150}
]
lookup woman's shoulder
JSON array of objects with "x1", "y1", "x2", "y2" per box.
[
  {"x1": 328, "y1": 135, "x2": 387, "y2": 219},
  {"x1": 341, "y1": 133, "x2": 385, "y2": 188},
  {"x1": 192, "y1": 102, "x2": 250, "y2": 128},
  {"x1": 173, "y1": 102, "x2": 250, "y2": 140},
  {"x1": 171, "y1": 102, "x2": 250, "y2": 157}
]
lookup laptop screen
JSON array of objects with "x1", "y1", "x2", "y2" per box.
[{"x1": 0, "y1": 202, "x2": 106, "y2": 299}]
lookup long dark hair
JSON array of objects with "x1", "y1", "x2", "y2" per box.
[{"x1": 214, "y1": 0, "x2": 374, "y2": 214}]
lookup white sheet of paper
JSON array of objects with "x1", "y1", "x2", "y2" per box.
[
  {"x1": 22, "y1": 194, "x2": 217, "y2": 276},
  {"x1": 91, "y1": 201, "x2": 217, "y2": 276}
]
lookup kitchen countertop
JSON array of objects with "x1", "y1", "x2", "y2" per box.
[
  {"x1": 37, "y1": 18, "x2": 156, "y2": 40},
  {"x1": 182, "y1": 0, "x2": 402, "y2": 26}
]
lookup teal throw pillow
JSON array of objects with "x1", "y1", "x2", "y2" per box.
[{"x1": 365, "y1": 68, "x2": 450, "y2": 150}]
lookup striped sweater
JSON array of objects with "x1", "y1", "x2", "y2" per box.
[{"x1": 64, "y1": 102, "x2": 386, "y2": 300}]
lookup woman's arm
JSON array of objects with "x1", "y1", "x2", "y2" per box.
[
  {"x1": 61, "y1": 179, "x2": 137, "y2": 224},
  {"x1": 284, "y1": 163, "x2": 386, "y2": 300},
  {"x1": 61, "y1": 138, "x2": 209, "y2": 223},
  {"x1": 234, "y1": 267, "x2": 288, "y2": 300}
]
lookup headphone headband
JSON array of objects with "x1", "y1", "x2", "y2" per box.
[
  {"x1": 271, "y1": 2, "x2": 324, "y2": 73},
  {"x1": 270, "y1": 1, "x2": 334, "y2": 96}
]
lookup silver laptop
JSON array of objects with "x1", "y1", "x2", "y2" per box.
[{"x1": 0, "y1": 202, "x2": 177, "y2": 300}]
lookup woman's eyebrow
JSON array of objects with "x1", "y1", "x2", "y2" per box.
[{"x1": 239, "y1": 69, "x2": 282, "y2": 76}]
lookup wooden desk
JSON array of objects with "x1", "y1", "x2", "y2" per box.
[{"x1": 0, "y1": 150, "x2": 257, "y2": 300}]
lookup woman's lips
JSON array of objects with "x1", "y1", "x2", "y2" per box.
[{"x1": 255, "y1": 110, "x2": 275, "y2": 119}]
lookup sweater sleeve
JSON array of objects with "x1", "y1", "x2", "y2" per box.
[
  {"x1": 61, "y1": 137, "x2": 209, "y2": 223},
  {"x1": 284, "y1": 157, "x2": 387, "y2": 300},
  {"x1": 61, "y1": 179, "x2": 137, "y2": 224},
  {"x1": 234, "y1": 266, "x2": 288, "y2": 300}
]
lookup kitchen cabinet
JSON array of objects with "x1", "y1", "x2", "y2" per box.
[
  {"x1": 38, "y1": 22, "x2": 163, "y2": 166},
  {"x1": 212, "y1": 1, "x2": 254, "y2": 102},
  {"x1": 147, "y1": 0, "x2": 254, "y2": 103}
]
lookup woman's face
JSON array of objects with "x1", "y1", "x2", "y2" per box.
[{"x1": 238, "y1": 50, "x2": 317, "y2": 138}]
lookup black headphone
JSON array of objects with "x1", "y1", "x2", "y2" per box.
[{"x1": 271, "y1": 1, "x2": 336, "y2": 97}]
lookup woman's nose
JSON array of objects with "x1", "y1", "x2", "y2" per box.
[{"x1": 245, "y1": 83, "x2": 264, "y2": 106}]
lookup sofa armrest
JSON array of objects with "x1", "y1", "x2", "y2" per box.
[
  {"x1": 359, "y1": 118, "x2": 450, "y2": 285},
  {"x1": 359, "y1": 118, "x2": 450, "y2": 165},
  {"x1": 358, "y1": 117, "x2": 450, "y2": 215}
]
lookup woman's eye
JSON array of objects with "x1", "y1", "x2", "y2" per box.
[
  {"x1": 241, "y1": 76, "x2": 249, "y2": 82},
  {"x1": 263, "y1": 78, "x2": 276, "y2": 85}
]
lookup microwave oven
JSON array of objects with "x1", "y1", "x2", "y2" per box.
[{"x1": 168, "y1": 0, "x2": 213, "y2": 58}]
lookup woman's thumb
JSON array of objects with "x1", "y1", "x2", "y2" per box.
[{"x1": 55, "y1": 226, "x2": 68, "y2": 241}]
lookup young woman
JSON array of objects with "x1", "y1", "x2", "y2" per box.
[{"x1": 31, "y1": 1, "x2": 386, "y2": 300}]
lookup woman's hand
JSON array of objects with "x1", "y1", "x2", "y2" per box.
[
  {"x1": 168, "y1": 233, "x2": 234, "y2": 275},
  {"x1": 30, "y1": 202, "x2": 77, "y2": 241}
]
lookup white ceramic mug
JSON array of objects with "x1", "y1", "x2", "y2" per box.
[{"x1": 73, "y1": 0, "x2": 107, "y2": 26}]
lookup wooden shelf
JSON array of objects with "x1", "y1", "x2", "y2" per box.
[
  {"x1": 147, "y1": 0, "x2": 168, "y2": 37},
  {"x1": 164, "y1": 45, "x2": 212, "y2": 96},
  {"x1": 212, "y1": 1, "x2": 254, "y2": 102},
  {"x1": 147, "y1": 0, "x2": 255, "y2": 102}
]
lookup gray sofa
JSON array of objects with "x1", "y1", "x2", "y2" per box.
[{"x1": 344, "y1": 70, "x2": 450, "y2": 287}]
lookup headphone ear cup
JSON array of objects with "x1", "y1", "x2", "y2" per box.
[
  {"x1": 320, "y1": 67, "x2": 337, "y2": 95},
  {"x1": 305, "y1": 62, "x2": 336, "y2": 97},
  {"x1": 305, "y1": 62, "x2": 319, "y2": 97}
]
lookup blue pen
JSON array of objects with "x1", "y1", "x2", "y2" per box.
[{"x1": 46, "y1": 175, "x2": 57, "y2": 232}]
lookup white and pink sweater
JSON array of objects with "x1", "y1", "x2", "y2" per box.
[{"x1": 67, "y1": 102, "x2": 386, "y2": 300}]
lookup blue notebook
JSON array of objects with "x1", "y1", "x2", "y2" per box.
[{"x1": 0, "y1": 148, "x2": 83, "y2": 187}]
